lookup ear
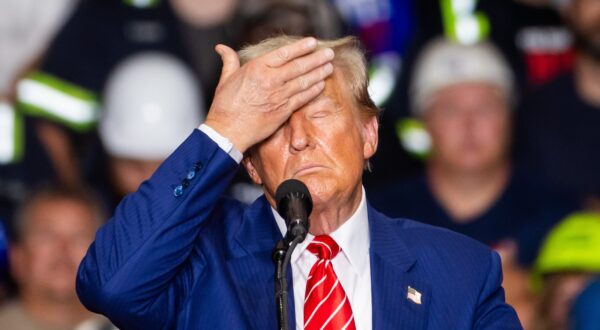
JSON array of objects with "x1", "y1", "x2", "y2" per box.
[
  {"x1": 242, "y1": 156, "x2": 263, "y2": 185},
  {"x1": 362, "y1": 116, "x2": 379, "y2": 159}
]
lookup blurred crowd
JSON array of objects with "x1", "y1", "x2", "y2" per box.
[{"x1": 0, "y1": 0, "x2": 599, "y2": 329}]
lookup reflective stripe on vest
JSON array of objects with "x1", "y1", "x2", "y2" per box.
[
  {"x1": 123, "y1": 0, "x2": 160, "y2": 9},
  {"x1": 368, "y1": 52, "x2": 401, "y2": 107},
  {"x1": 440, "y1": 0, "x2": 490, "y2": 45},
  {"x1": 395, "y1": 117, "x2": 431, "y2": 159},
  {"x1": 17, "y1": 71, "x2": 99, "y2": 132},
  {"x1": 0, "y1": 102, "x2": 24, "y2": 164}
]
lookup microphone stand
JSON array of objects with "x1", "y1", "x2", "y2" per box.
[{"x1": 273, "y1": 235, "x2": 302, "y2": 330}]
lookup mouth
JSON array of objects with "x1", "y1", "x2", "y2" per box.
[{"x1": 293, "y1": 164, "x2": 326, "y2": 177}]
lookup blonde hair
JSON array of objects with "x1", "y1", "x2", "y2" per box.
[{"x1": 238, "y1": 35, "x2": 380, "y2": 119}]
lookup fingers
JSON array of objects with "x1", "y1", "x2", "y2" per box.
[
  {"x1": 262, "y1": 37, "x2": 318, "y2": 68},
  {"x1": 277, "y1": 48, "x2": 335, "y2": 84},
  {"x1": 215, "y1": 44, "x2": 240, "y2": 85},
  {"x1": 281, "y1": 62, "x2": 333, "y2": 98},
  {"x1": 284, "y1": 81, "x2": 326, "y2": 114}
]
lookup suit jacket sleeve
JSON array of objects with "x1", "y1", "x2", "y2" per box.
[
  {"x1": 474, "y1": 251, "x2": 523, "y2": 329},
  {"x1": 76, "y1": 129, "x2": 240, "y2": 329}
]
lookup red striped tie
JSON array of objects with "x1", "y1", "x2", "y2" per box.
[{"x1": 304, "y1": 235, "x2": 356, "y2": 330}]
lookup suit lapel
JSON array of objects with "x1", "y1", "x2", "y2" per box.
[
  {"x1": 226, "y1": 199, "x2": 432, "y2": 329},
  {"x1": 368, "y1": 206, "x2": 431, "y2": 330},
  {"x1": 227, "y1": 196, "x2": 296, "y2": 330}
]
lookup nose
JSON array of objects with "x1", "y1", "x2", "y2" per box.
[
  {"x1": 461, "y1": 107, "x2": 479, "y2": 130},
  {"x1": 288, "y1": 113, "x2": 312, "y2": 153},
  {"x1": 58, "y1": 237, "x2": 71, "y2": 253}
]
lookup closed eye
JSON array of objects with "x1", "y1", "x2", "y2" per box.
[{"x1": 310, "y1": 110, "x2": 332, "y2": 119}]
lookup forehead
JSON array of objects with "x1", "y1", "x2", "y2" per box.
[
  {"x1": 430, "y1": 82, "x2": 507, "y2": 104},
  {"x1": 25, "y1": 198, "x2": 97, "y2": 230},
  {"x1": 302, "y1": 69, "x2": 355, "y2": 112}
]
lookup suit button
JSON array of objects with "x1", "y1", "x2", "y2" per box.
[
  {"x1": 173, "y1": 185, "x2": 184, "y2": 197},
  {"x1": 186, "y1": 170, "x2": 196, "y2": 180}
]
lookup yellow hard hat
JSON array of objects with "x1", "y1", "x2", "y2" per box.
[{"x1": 532, "y1": 212, "x2": 600, "y2": 291}]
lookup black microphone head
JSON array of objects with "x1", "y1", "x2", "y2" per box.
[{"x1": 275, "y1": 179, "x2": 313, "y2": 221}]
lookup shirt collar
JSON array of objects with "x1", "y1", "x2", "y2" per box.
[{"x1": 272, "y1": 186, "x2": 370, "y2": 274}]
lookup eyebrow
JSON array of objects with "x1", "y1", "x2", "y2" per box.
[
  {"x1": 307, "y1": 93, "x2": 329, "y2": 105},
  {"x1": 309, "y1": 93, "x2": 342, "y2": 110}
]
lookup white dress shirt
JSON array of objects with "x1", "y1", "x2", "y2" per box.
[
  {"x1": 198, "y1": 125, "x2": 373, "y2": 329},
  {"x1": 272, "y1": 188, "x2": 372, "y2": 330},
  {"x1": 198, "y1": 124, "x2": 243, "y2": 163}
]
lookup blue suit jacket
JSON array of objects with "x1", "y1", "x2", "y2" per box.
[{"x1": 77, "y1": 130, "x2": 522, "y2": 329}]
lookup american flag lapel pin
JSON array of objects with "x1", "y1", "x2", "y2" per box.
[{"x1": 407, "y1": 286, "x2": 422, "y2": 305}]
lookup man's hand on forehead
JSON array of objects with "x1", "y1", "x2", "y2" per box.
[{"x1": 204, "y1": 37, "x2": 335, "y2": 153}]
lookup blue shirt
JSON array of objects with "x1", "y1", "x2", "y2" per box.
[
  {"x1": 368, "y1": 170, "x2": 576, "y2": 266},
  {"x1": 515, "y1": 72, "x2": 600, "y2": 200}
]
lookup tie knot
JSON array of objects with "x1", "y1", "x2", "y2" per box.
[{"x1": 307, "y1": 235, "x2": 340, "y2": 260}]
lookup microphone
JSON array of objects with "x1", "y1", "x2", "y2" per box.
[
  {"x1": 273, "y1": 179, "x2": 312, "y2": 330},
  {"x1": 275, "y1": 179, "x2": 312, "y2": 243}
]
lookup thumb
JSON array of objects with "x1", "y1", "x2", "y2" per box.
[{"x1": 215, "y1": 44, "x2": 240, "y2": 85}]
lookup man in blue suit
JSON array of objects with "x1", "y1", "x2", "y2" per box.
[{"x1": 76, "y1": 35, "x2": 522, "y2": 329}]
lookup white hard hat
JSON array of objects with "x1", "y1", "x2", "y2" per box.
[
  {"x1": 410, "y1": 37, "x2": 514, "y2": 115},
  {"x1": 100, "y1": 52, "x2": 204, "y2": 160}
]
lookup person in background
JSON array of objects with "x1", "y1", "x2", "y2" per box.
[
  {"x1": 532, "y1": 212, "x2": 600, "y2": 330},
  {"x1": 0, "y1": 0, "x2": 79, "y2": 245},
  {"x1": 96, "y1": 52, "x2": 204, "y2": 206},
  {"x1": 515, "y1": 0, "x2": 600, "y2": 210},
  {"x1": 369, "y1": 38, "x2": 576, "y2": 328},
  {"x1": 0, "y1": 185, "x2": 114, "y2": 330},
  {"x1": 11, "y1": 0, "x2": 242, "y2": 208},
  {"x1": 368, "y1": 0, "x2": 573, "y2": 191},
  {"x1": 1, "y1": 0, "x2": 79, "y2": 293},
  {"x1": 17, "y1": 0, "x2": 239, "y2": 128}
]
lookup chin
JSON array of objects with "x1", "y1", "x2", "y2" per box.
[
  {"x1": 302, "y1": 178, "x2": 339, "y2": 208},
  {"x1": 293, "y1": 173, "x2": 325, "y2": 188}
]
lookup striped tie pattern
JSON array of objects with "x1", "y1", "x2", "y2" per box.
[{"x1": 304, "y1": 235, "x2": 356, "y2": 330}]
